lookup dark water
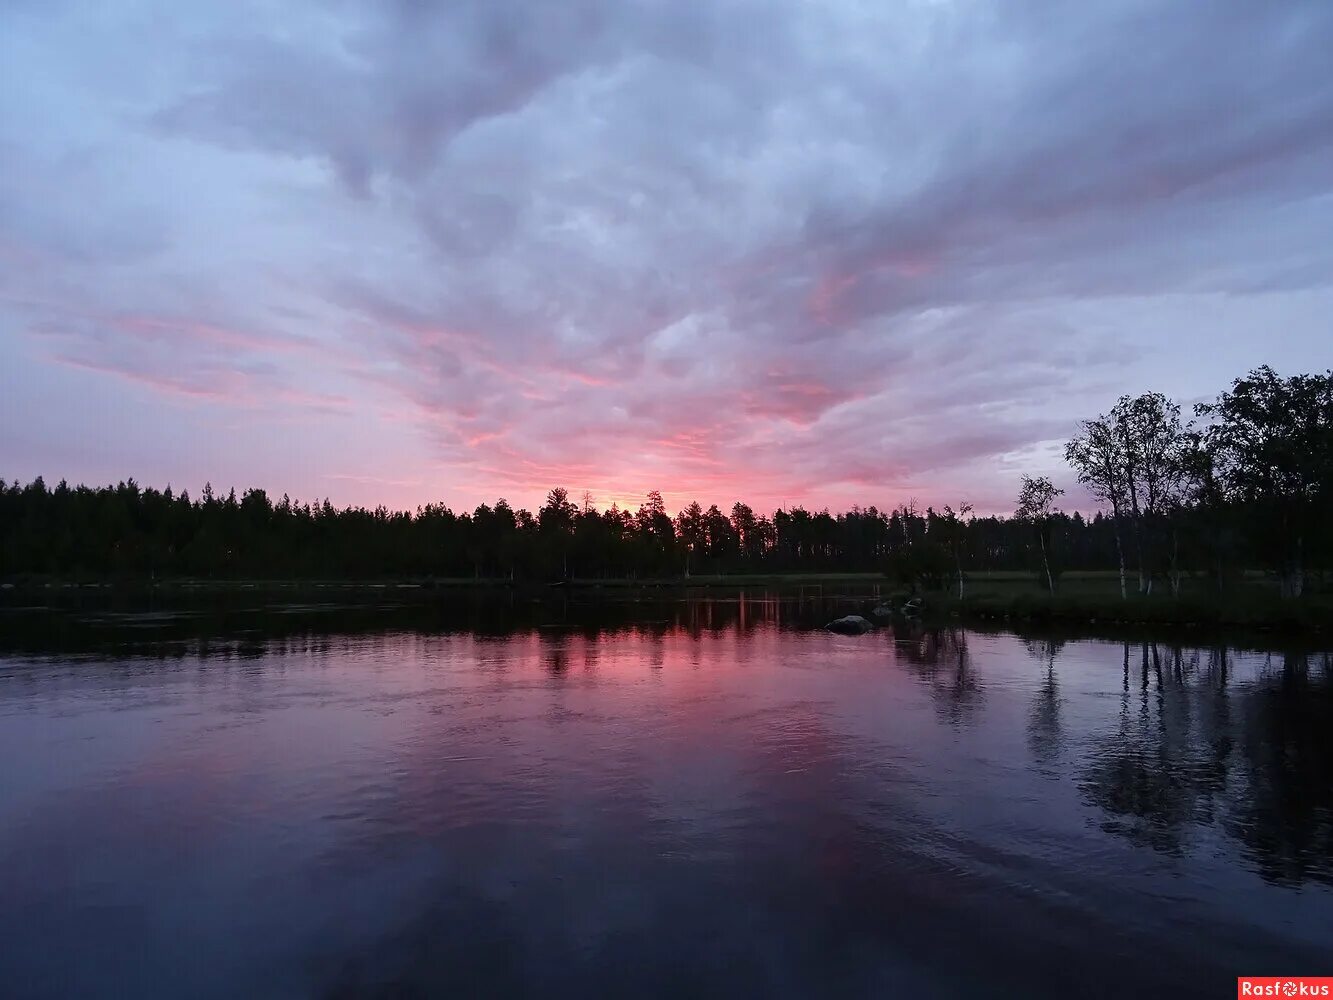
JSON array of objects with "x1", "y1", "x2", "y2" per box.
[{"x1": 1, "y1": 596, "x2": 1330, "y2": 998}]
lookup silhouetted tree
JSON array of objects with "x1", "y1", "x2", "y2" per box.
[
  {"x1": 674, "y1": 501, "x2": 706, "y2": 577},
  {"x1": 1196, "y1": 367, "x2": 1333, "y2": 598},
  {"x1": 1015, "y1": 475, "x2": 1063, "y2": 593},
  {"x1": 1067, "y1": 413, "x2": 1133, "y2": 598}
]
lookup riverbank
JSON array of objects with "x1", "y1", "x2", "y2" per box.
[
  {"x1": 3, "y1": 571, "x2": 1327, "y2": 632},
  {"x1": 930, "y1": 590, "x2": 1331, "y2": 632},
  {"x1": 0, "y1": 571, "x2": 888, "y2": 595}
]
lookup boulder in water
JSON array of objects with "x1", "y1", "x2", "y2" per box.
[{"x1": 826, "y1": 615, "x2": 874, "y2": 634}]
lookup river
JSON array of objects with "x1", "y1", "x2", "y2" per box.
[{"x1": 1, "y1": 594, "x2": 1329, "y2": 998}]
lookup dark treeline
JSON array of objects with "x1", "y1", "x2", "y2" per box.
[
  {"x1": 0, "y1": 480, "x2": 1112, "y2": 582},
  {"x1": 2, "y1": 366, "x2": 1329, "y2": 594}
]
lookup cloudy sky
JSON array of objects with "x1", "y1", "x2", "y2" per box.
[{"x1": 2, "y1": 0, "x2": 1330, "y2": 515}]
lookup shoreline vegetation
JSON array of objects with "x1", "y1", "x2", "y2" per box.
[
  {"x1": 3, "y1": 570, "x2": 1328, "y2": 633},
  {"x1": 3, "y1": 364, "x2": 1329, "y2": 632}
]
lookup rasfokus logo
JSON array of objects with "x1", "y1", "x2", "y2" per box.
[{"x1": 1237, "y1": 979, "x2": 1332, "y2": 998}]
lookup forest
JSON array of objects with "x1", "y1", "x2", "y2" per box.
[{"x1": 2, "y1": 366, "x2": 1329, "y2": 597}]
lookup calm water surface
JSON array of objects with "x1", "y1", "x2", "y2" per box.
[{"x1": 1, "y1": 597, "x2": 1330, "y2": 998}]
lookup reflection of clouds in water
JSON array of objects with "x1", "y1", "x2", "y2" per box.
[
  {"x1": 2, "y1": 603, "x2": 1333, "y2": 999},
  {"x1": 304, "y1": 682, "x2": 1161, "y2": 1000}
]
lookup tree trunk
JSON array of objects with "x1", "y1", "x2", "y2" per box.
[
  {"x1": 1039, "y1": 529, "x2": 1054, "y2": 594},
  {"x1": 1141, "y1": 515, "x2": 1153, "y2": 595},
  {"x1": 1280, "y1": 536, "x2": 1304, "y2": 598},
  {"x1": 1128, "y1": 506, "x2": 1146, "y2": 593},
  {"x1": 1111, "y1": 510, "x2": 1127, "y2": 600},
  {"x1": 1122, "y1": 444, "x2": 1148, "y2": 593},
  {"x1": 1169, "y1": 526, "x2": 1181, "y2": 598}
]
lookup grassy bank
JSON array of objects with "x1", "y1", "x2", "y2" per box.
[
  {"x1": 0, "y1": 571, "x2": 890, "y2": 593},
  {"x1": 3, "y1": 570, "x2": 1326, "y2": 632},
  {"x1": 924, "y1": 571, "x2": 1330, "y2": 632}
]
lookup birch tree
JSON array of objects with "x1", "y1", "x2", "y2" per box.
[
  {"x1": 1066, "y1": 415, "x2": 1131, "y2": 598},
  {"x1": 1015, "y1": 475, "x2": 1063, "y2": 594}
]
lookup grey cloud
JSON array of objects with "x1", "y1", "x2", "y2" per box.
[{"x1": 5, "y1": 0, "x2": 1332, "y2": 510}]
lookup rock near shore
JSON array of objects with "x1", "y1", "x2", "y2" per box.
[{"x1": 825, "y1": 615, "x2": 874, "y2": 634}]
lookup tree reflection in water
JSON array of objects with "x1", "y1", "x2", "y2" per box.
[
  {"x1": 1230, "y1": 651, "x2": 1333, "y2": 886},
  {"x1": 1068, "y1": 640, "x2": 1332, "y2": 884},
  {"x1": 1025, "y1": 638, "x2": 1066, "y2": 768},
  {"x1": 894, "y1": 625, "x2": 982, "y2": 725}
]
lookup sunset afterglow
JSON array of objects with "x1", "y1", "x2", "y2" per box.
[{"x1": 2, "y1": 2, "x2": 1331, "y2": 515}]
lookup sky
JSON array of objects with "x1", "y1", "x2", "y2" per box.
[{"x1": 2, "y1": 0, "x2": 1331, "y2": 516}]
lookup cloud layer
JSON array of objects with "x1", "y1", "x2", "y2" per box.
[{"x1": 3, "y1": 0, "x2": 1332, "y2": 512}]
